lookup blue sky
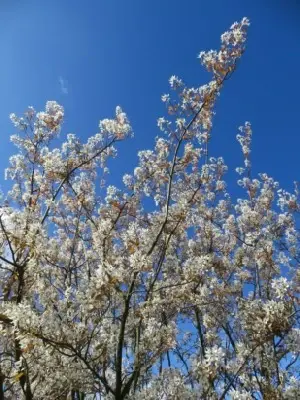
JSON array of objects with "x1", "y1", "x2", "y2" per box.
[{"x1": 0, "y1": 0, "x2": 300, "y2": 195}]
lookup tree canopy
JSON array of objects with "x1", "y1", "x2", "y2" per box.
[{"x1": 0, "y1": 18, "x2": 299, "y2": 399}]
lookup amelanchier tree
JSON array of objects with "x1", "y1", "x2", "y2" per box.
[{"x1": 0, "y1": 17, "x2": 299, "y2": 400}]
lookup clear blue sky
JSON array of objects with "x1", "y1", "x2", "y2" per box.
[{"x1": 0, "y1": 0, "x2": 299, "y2": 194}]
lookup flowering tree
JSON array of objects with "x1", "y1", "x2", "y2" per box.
[{"x1": 0, "y1": 17, "x2": 299, "y2": 399}]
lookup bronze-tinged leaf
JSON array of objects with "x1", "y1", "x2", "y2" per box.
[{"x1": 13, "y1": 372, "x2": 25, "y2": 382}]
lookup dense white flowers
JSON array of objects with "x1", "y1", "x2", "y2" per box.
[
  {"x1": 271, "y1": 277, "x2": 290, "y2": 299},
  {"x1": 0, "y1": 17, "x2": 299, "y2": 400}
]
